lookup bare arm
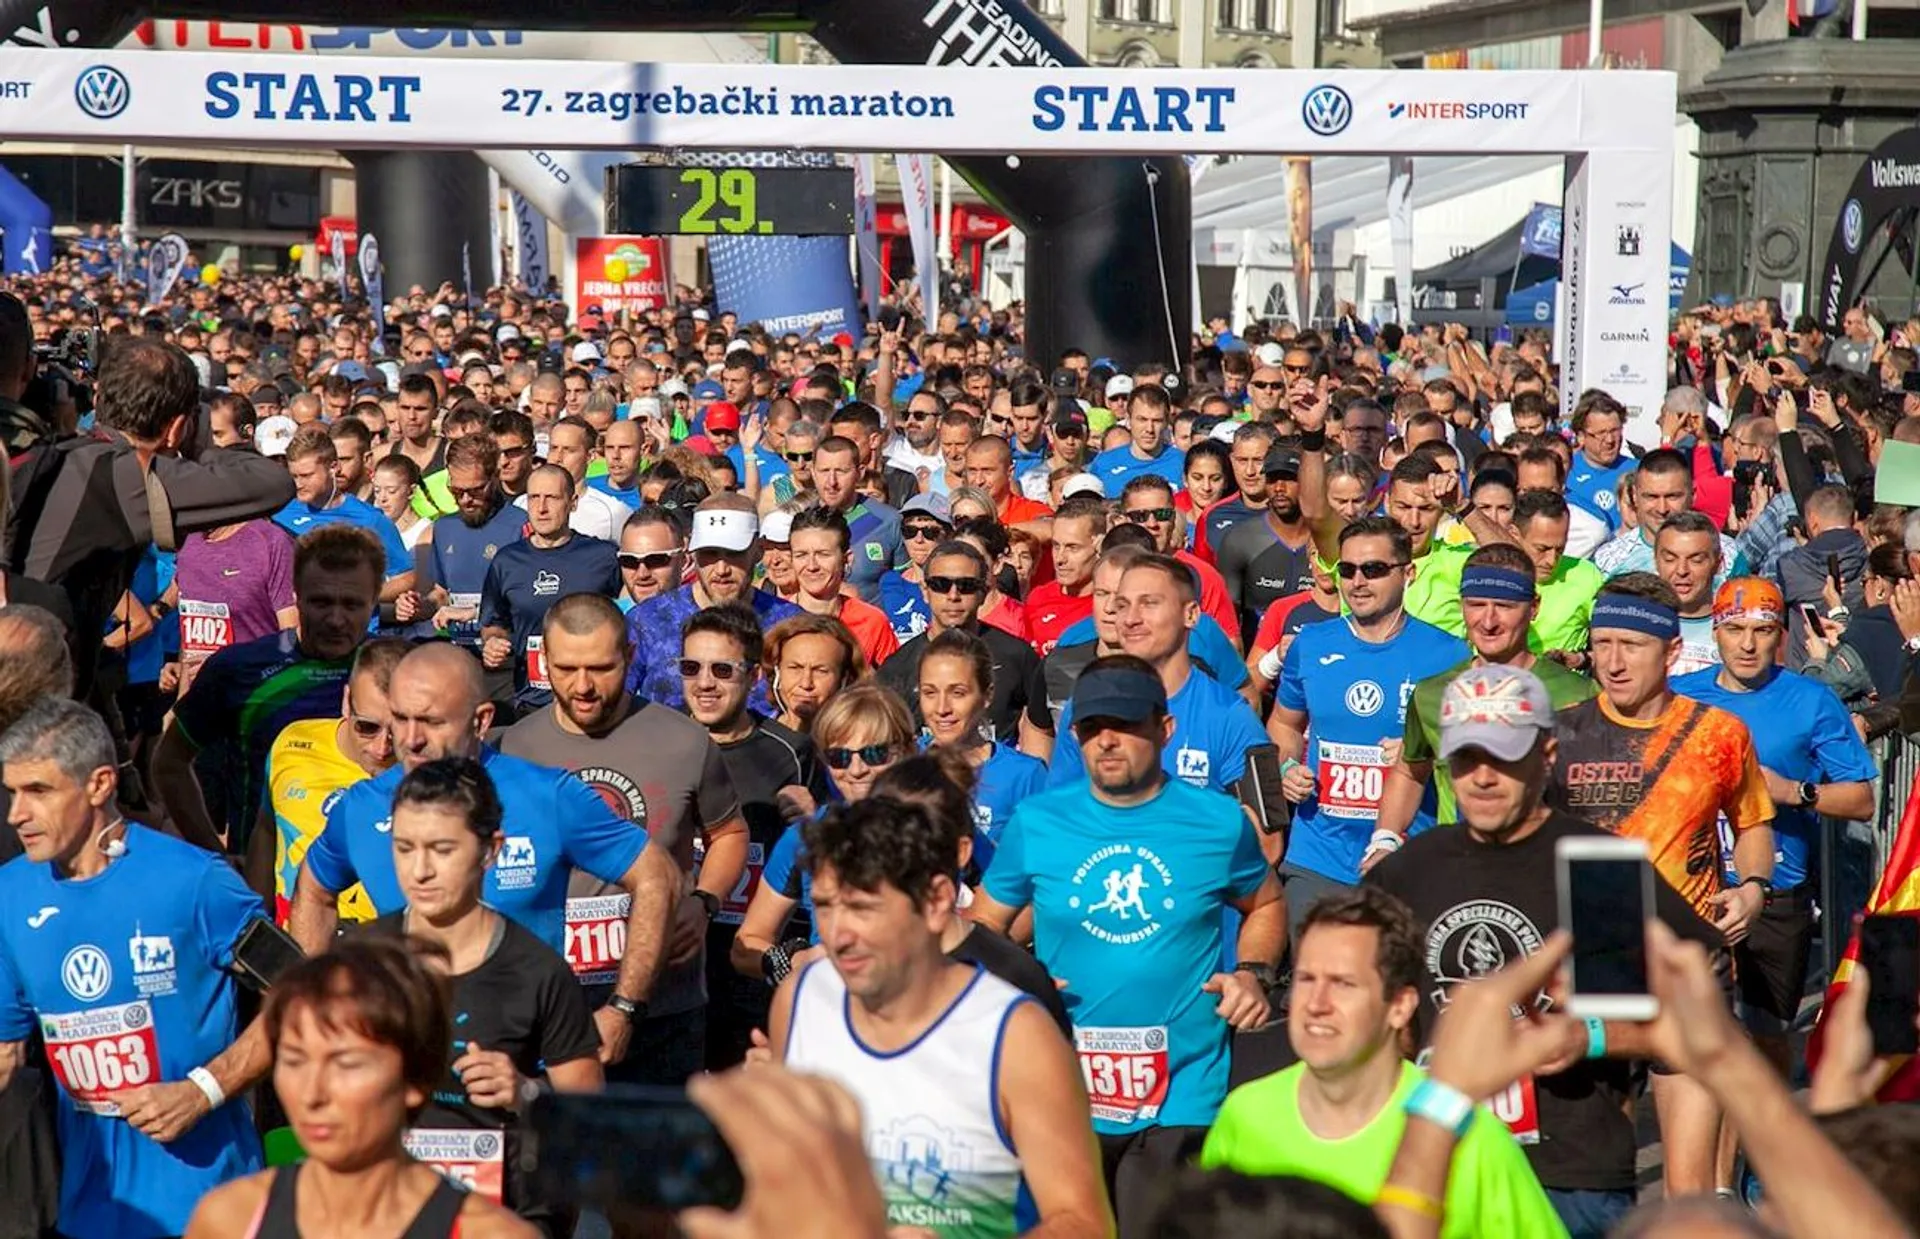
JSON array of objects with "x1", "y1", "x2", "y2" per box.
[
  {"x1": 288, "y1": 861, "x2": 342, "y2": 956},
  {"x1": 1266, "y1": 703, "x2": 1308, "y2": 758},
  {"x1": 695, "y1": 816, "x2": 749, "y2": 907},
  {"x1": 1809, "y1": 780, "x2": 1874, "y2": 823},
  {"x1": 613, "y1": 843, "x2": 678, "y2": 1006},
  {"x1": 1018, "y1": 712, "x2": 1055, "y2": 763},
  {"x1": 967, "y1": 888, "x2": 1022, "y2": 938},
  {"x1": 1230, "y1": 872, "x2": 1287, "y2": 968},
  {"x1": 546, "y1": 1055, "x2": 605, "y2": 1094},
  {"x1": 243, "y1": 801, "x2": 276, "y2": 904},
  {"x1": 732, "y1": 882, "x2": 801, "y2": 979},
  {"x1": 152, "y1": 721, "x2": 224, "y2": 853},
  {"x1": 0, "y1": 1039, "x2": 22, "y2": 1094},
  {"x1": 1372, "y1": 760, "x2": 1432, "y2": 845},
  {"x1": 998, "y1": 1006, "x2": 1115, "y2": 1239}
]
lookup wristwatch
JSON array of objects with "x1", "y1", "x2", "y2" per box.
[
  {"x1": 1797, "y1": 781, "x2": 1819, "y2": 808},
  {"x1": 1740, "y1": 875, "x2": 1775, "y2": 904},
  {"x1": 1234, "y1": 961, "x2": 1280, "y2": 991},
  {"x1": 691, "y1": 889, "x2": 721, "y2": 921},
  {"x1": 762, "y1": 937, "x2": 811, "y2": 986},
  {"x1": 605, "y1": 994, "x2": 646, "y2": 1024}
]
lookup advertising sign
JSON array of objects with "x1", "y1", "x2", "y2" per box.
[{"x1": 574, "y1": 236, "x2": 668, "y2": 314}]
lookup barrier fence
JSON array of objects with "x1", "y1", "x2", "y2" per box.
[{"x1": 1820, "y1": 731, "x2": 1920, "y2": 981}]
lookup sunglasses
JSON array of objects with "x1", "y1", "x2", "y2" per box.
[
  {"x1": 348, "y1": 715, "x2": 386, "y2": 740},
  {"x1": 1249, "y1": 379, "x2": 1285, "y2": 391},
  {"x1": 903, "y1": 408, "x2": 937, "y2": 421},
  {"x1": 824, "y1": 743, "x2": 895, "y2": 770},
  {"x1": 1125, "y1": 507, "x2": 1175, "y2": 524},
  {"x1": 925, "y1": 575, "x2": 986, "y2": 595},
  {"x1": 678, "y1": 658, "x2": 752, "y2": 681},
  {"x1": 449, "y1": 483, "x2": 493, "y2": 501},
  {"x1": 1336, "y1": 560, "x2": 1405, "y2": 580},
  {"x1": 619, "y1": 551, "x2": 680, "y2": 572},
  {"x1": 904, "y1": 522, "x2": 948, "y2": 541},
  {"x1": 1283, "y1": 363, "x2": 1312, "y2": 376},
  {"x1": 784, "y1": 450, "x2": 814, "y2": 463}
]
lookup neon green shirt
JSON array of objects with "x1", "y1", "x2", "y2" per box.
[
  {"x1": 1530, "y1": 556, "x2": 1605, "y2": 654},
  {"x1": 1201, "y1": 1061, "x2": 1567, "y2": 1239},
  {"x1": 1403, "y1": 656, "x2": 1597, "y2": 824},
  {"x1": 1405, "y1": 542, "x2": 1471, "y2": 637}
]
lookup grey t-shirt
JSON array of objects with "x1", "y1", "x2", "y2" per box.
[{"x1": 499, "y1": 699, "x2": 740, "y2": 1017}]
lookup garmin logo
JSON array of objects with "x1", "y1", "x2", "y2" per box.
[
  {"x1": 1871, "y1": 159, "x2": 1920, "y2": 189},
  {"x1": 1601, "y1": 328, "x2": 1652, "y2": 343}
]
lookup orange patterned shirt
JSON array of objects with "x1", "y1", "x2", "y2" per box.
[{"x1": 1548, "y1": 694, "x2": 1775, "y2": 916}]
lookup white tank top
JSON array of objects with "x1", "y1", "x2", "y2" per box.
[{"x1": 785, "y1": 960, "x2": 1034, "y2": 1239}]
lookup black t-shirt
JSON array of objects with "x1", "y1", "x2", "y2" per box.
[
  {"x1": 950, "y1": 924, "x2": 1071, "y2": 1037},
  {"x1": 368, "y1": 913, "x2": 599, "y2": 1227},
  {"x1": 709, "y1": 715, "x2": 832, "y2": 952},
  {"x1": 878, "y1": 623, "x2": 1046, "y2": 743},
  {"x1": 1366, "y1": 811, "x2": 1715, "y2": 1192}
]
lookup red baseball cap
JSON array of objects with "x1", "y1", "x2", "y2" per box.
[{"x1": 705, "y1": 402, "x2": 742, "y2": 432}]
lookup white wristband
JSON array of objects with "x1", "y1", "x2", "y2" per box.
[
  {"x1": 188, "y1": 1066, "x2": 225, "y2": 1110},
  {"x1": 1367, "y1": 829, "x2": 1404, "y2": 853},
  {"x1": 1257, "y1": 647, "x2": 1284, "y2": 681}
]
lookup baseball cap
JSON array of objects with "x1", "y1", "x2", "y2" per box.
[
  {"x1": 571, "y1": 341, "x2": 604, "y2": 364},
  {"x1": 332, "y1": 360, "x2": 370, "y2": 382},
  {"x1": 578, "y1": 314, "x2": 606, "y2": 334},
  {"x1": 1061, "y1": 472, "x2": 1105, "y2": 501},
  {"x1": 1263, "y1": 444, "x2": 1302, "y2": 478},
  {"x1": 902, "y1": 493, "x2": 953, "y2": 524},
  {"x1": 1052, "y1": 406, "x2": 1090, "y2": 437},
  {"x1": 659, "y1": 378, "x2": 691, "y2": 400},
  {"x1": 1104, "y1": 375, "x2": 1135, "y2": 401},
  {"x1": 254, "y1": 414, "x2": 297, "y2": 458},
  {"x1": 692, "y1": 308, "x2": 711, "y2": 322},
  {"x1": 691, "y1": 379, "x2": 724, "y2": 401},
  {"x1": 1208, "y1": 419, "x2": 1242, "y2": 444},
  {"x1": 429, "y1": 304, "x2": 453, "y2": 319},
  {"x1": 760, "y1": 510, "x2": 795, "y2": 545},
  {"x1": 688, "y1": 507, "x2": 758, "y2": 553},
  {"x1": 1255, "y1": 342, "x2": 1286, "y2": 367},
  {"x1": 1436, "y1": 665, "x2": 1554, "y2": 762},
  {"x1": 705, "y1": 402, "x2": 742, "y2": 432},
  {"x1": 496, "y1": 324, "x2": 522, "y2": 343},
  {"x1": 1070, "y1": 662, "x2": 1169, "y2": 724},
  {"x1": 1050, "y1": 368, "x2": 1080, "y2": 394}
]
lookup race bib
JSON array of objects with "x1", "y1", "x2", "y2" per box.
[
  {"x1": 526, "y1": 635, "x2": 549, "y2": 691},
  {"x1": 564, "y1": 894, "x2": 629, "y2": 984},
  {"x1": 1488, "y1": 1074, "x2": 1541, "y2": 1145},
  {"x1": 405, "y1": 1127, "x2": 505, "y2": 1203},
  {"x1": 41, "y1": 999, "x2": 159, "y2": 1116},
  {"x1": 177, "y1": 599, "x2": 233, "y2": 657},
  {"x1": 445, "y1": 592, "x2": 483, "y2": 644},
  {"x1": 1075, "y1": 1025, "x2": 1170, "y2": 1126},
  {"x1": 1317, "y1": 740, "x2": 1388, "y2": 820},
  {"x1": 719, "y1": 842, "x2": 765, "y2": 926}
]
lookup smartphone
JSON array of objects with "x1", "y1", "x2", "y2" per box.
[
  {"x1": 1494, "y1": 325, "x2": 1513, "y2": 345},
  {"x1": 230, "y1": 917, "x2": 306, "y2": 992},
  {"x1": 1861, "y1": 915, "x2": 1920, "y2": 1055},
  {"x1": 522, "y1": 1085, "x2": 744, "y2": 1218},
  {"x1": 1556, "y1": 835, "x2": 1659, "y2": 1021},
  {"x1": 877, "y1": 304, "x2": 903, "y2": 333},
  {"x1": 1827, "y1": 553, "x2": 1845, "y2": 596},
  {"x1": 1798, "y1": 602, "x2": 1827, "y2": 633}
]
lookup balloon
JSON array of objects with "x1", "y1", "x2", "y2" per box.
[
  {"x1": 603, "y1": 257, "x2": 629, "y2": 284},
  {"x1": 200, "y1": 263, "x2": 221, "y2": 284},
  {"x1": 288, "y1": 244, "x2": 304, "y2": 261}
]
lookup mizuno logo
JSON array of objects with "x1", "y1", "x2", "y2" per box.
[{"x1": 27, "y1": 906, "x2": 58, "y2": 928}]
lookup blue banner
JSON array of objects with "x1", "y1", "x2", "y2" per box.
[
  {"x1": 707, "y1": 235, "x2": 862, "y2": 341},
  {"x1": 1669, "y1": 241, "x2": 1691, "y2": 313},
  {"x1": 0, "y1": 165, "x2": 52, "y2": 276},
  {"x1": 1518, "y1": 203, "x2": 1562, "y2": 261}
]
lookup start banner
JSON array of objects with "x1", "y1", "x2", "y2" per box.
[{"x1": 10, "y1": 49, "x2": 1673, "y2": 157}]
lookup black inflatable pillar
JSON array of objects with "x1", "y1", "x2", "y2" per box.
[{"x1": 344, "y1": 150, "x2": 495, "y2": 296}]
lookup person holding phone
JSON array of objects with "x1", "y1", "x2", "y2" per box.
[
  {"x1": 1545, "y1": 574, "x2": 1776, "y2": 1196},
  {"x1": 184, "y1": 936, "x2": 535, "y2": 1239},
  {"x1": 371, "y1": 757, "x2": 603, "y2": 1235},
  {"x1": 1367, "y1": 665, "x2": 1714, "y2": 1239}
]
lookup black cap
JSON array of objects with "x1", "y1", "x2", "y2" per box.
[
  {"x1": 1050, "y1": 367, "x2": 1080, "y2": 394},
  {"x1": 1264, "y1": 444, "x2": 1302, "y2": 478},
  {"x1": 1070, "y1": 665, "x2": 1168, "y2": 724},
  {"x1": 1052, "y1": 404, "x2": 1089, "y2": 437}
]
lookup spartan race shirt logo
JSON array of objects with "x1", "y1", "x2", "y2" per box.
[
  {"x1": 1423, "y1": 898, "x2": 1544, "y2": 1017},
  {"x1": 576, "y1": 764, "x2": 648, "y2": 824}
]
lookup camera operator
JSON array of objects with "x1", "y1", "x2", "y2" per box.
[{"x1": 3, "y1": 317, "x2": 294, "y2": 698}]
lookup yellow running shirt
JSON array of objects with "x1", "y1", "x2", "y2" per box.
[{"x1": 267, "y1": 717, "x2": 376, "y2": 924}]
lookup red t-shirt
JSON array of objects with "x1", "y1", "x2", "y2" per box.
[
  {"x1": 833, "y1": 594, "x2": 903, "y2": 670},
  {"x1": 981, "y1": 595, "x2": 1029, "y2": 643},
  {"x1": 1023, "y1": 582, "x2": 1095, "y2": 656},
  {"x1": 1177, "y1": 549, "x2": 1242, "y2": 646}
]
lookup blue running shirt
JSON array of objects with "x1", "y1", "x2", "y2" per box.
[
  {"x1": 983, "y1": 779, "x2": 1267, "y2": 1132},
  {"x1": 1049, "y1": 668, "x2": 1265, "y2": 794},
  {"x1": 1278, "y1": 617, "x2": 1468, "y2": 883},
  {"x1": 0, "y1": 826, "x2": 265, "y2": 1238},
  {"x1": 303, "y1": 747, "x2": 648, "y2": 952}
]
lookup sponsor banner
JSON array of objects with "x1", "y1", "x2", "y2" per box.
[
  {"x1": 574, "y1": 235, "x2": 668, "y2": 314},
  {"x1": 329, "y1": 227, "x2": 347, "y2": 290},
  {"x1": 1518, "y1": 202, "x2": 1561, "y2": 260},
  {"x1": 852, "y1": 152, "x2": 881, "y2": 320},
  {"x1": 1560, "y1": 149, "x2": 1671, "y2": 448},
  {"x1": 14, "y1": 50, "x2": 1669, "y2": 156},
  {"x1": 898, "y1": 153, "x2": 939, "y2": 323},
  {"x1": 707, "y1": 234, "x2": 862, "y2": 340},
  {"x1": 357, "y1": 232, "x2": 384, "y2": 344},
  {"x1": 510, "y1": 190, "x2": 549, "y2": 291},
  {"x1": 1386, "y1": 156, "x2": 1414, "y2": 328}
]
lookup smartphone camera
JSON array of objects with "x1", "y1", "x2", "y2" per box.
[
  {"x1": 523, "y1": 1086, "x2": 745, "y2": 1219},
  {"x1": 1556, "y1": 837, "x2": 1658, "y2": 1021}
]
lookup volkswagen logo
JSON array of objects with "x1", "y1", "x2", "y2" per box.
[
  {"x1": 1842, "y1": 199, "x2": 1864, "y2": 255},
  {"x1": 74, "y1": 65, "x2": 130, "y2": 121},
  {"x1": 1344, "y1": 680, "x2": 1385, "y2": 717},
  {"x1": 61, "y1": 944, "x2": 112, "y2": 1002},
  {"x1": 1301, "y1": 85, "x2": 1353, "y2": 138}
]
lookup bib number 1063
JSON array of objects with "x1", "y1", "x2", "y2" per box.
[{"x1": 51, "y1": 1036, "x2": 152, "y2": 1092}]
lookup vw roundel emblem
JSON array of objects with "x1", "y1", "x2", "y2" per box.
[
  {"x1": 61, "y1": 944, "x2": 112, "y2": 1002},
  {"x1": 74, "y1": 65, "x2": 130, "y2": 121},
  {"x1": 1301, "y1": 84, "x2": 1353, "y2": 138},
  {"x1": 1842, "y1": 199, "x2": 1864, "y2": 255}
]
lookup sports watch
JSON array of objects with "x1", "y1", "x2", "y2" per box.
[{"x1": 1797, "y1": 781, "x2": 1819, "y2": 808}]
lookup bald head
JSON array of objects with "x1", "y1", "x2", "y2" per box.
[
  {"x1": 396, "y1": 642, "x2": 486, "y2": 708},
  {"x1": 387, "y1": 642, "x2": 492, "y2": 770}
]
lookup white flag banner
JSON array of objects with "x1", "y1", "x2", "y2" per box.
[
  {"x1": 852, "y1": 153, "x2": 881, "y2": 321},
  {"x1": 358, "y1": 233, "x2": 385, "y2": 353},
  {"x1": 330, "y1": 229, "x2": 348, "y2": 296},
  {"x1": 511, "y1": 191, "x2": 549, "y2": 292},
  {"x1": 898, "y1": 153, "x2": 939, "y2": 327},
  {"x1": 147, "y1": 232, "x2": 190, "y2": 299},
  {"x1": 1387, "y1": 156, "x2": 1415, "y2": 329}
]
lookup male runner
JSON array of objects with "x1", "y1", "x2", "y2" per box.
[
  {"x1": 1022, "y1": 495, "x2": 1105, "y2": 657},
  {"x1": 1269, "y1": 517, "x2": 1467, "y2": 915},
  {"x1": 974, "y1": 657, "x2": 1284, "y2": 1239},
  {"x1": 1653, "y1": 511, "x2": 1728, "y2": 676},
  {"x1": 1214, "y1": 442, "x2": 1315, "y2": 639},
  {"x1": 774, "y1": 797, "x2": 1112, "y2": 1239},
  {"x1": 878, "y1": 539, "x2": 1043, "y2": 743},
  {"x1": 500, "y1": 594, "x2": 747, "y2": 1086},
  {"x1": 291, "y1": 642, "x2": 679, "y2": 1066}
]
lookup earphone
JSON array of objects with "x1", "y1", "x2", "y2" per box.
[{"x1": 97, "y1": 817, "x2": 127, "y2": 859}]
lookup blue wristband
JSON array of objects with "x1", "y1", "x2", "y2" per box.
[
  {"x1": 1404, "y1": 1077, "x2": 1475, "y2": 1139},
  {"x1": 1583, "y1": 1016, "x2": 1607, "y2": 1060}
]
